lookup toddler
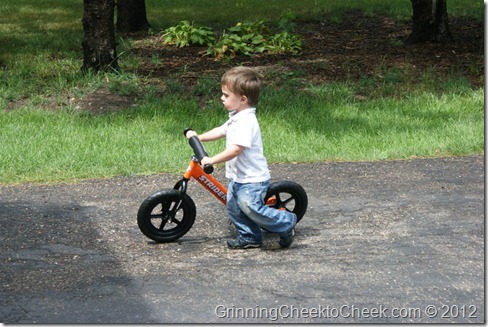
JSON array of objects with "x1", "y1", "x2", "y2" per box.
[{"x1": 185, "y1": 66, "x2": 297, "y2": 249}]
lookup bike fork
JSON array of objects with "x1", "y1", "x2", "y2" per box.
[{"x1": 172, "y1": 178, "x2": 189, "y2": 214}]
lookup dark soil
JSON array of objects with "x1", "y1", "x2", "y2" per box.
[
  {"x1": 132, "y1": 11, "x2": 483, "y2": 88},
  {"x1": 7, "y1": 12, "x2": 483, "y2": 113},
  {"x1": 69, "y1": 11, "x2": 483, "y2": 113}
]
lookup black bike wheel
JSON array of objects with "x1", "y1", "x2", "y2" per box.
[
  {"x1": 265, "y1": 180, "x2": 308, "y2": 222},
  {"x1": 137, "y1": 189, "x2": 196, "y2": 242}
]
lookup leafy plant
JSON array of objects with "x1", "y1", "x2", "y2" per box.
[
  {"x1": 160, "y1": 17, "x2": 302, "y2": 60},
  {"x1": 206, "y1": 22, "x2": 268, "y2": 60},
  {"x1": 227, "y1": 20, "x2": 269, "y2": 36},
  {"x1": 205, "y1": 20, "x2": 301, "y2": 60},
  {"x1": 266, "y1": 32, "x2": 302, "y2": 54},
  {"x1": 161, "y1": 20, "x2": 216, "y2": 48},
  {"x1": 206, "y1": 33, "x2": 254, "y2": 60}
]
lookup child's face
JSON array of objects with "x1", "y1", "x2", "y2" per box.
[{"x1": 221, "y1": 85, "x2": 249, "y2": 112}]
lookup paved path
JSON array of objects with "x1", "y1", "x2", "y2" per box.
[{"x1": 0, "y1": 156, "x2": 484, "y2": 323}]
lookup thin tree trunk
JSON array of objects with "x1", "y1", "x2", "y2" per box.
[
  {"x1": 116, "y1": 0, "x2": 151, "y2": 33},
  {"x1": 81, "y1": 0, "x2": 119, "y2": 73},
  {"x1": 406, "y1": 0, "x2": 453, "y2": 44}
]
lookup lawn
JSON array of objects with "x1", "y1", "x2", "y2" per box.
[{"x1": 0, "y1": 0, "x2": 484, "y2": 184}]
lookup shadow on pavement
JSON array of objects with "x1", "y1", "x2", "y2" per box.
[{"x1": 0, "y1": 156, "x2": 484, "y2": 323}]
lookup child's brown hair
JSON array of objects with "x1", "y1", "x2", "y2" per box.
[{"x1": 221, "y1": 66, "x2": 261, "y2": 107}]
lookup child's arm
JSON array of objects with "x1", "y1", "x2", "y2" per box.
[
  {"x1": 199, "y1": 127, "x2": 225, "y2": 142},
  {"x1": 202, "y1": 144, "x2": 243, "y2": 166},
  {"x1": 185, "y1": 127, "x2": 237, "y2": 166},
  {"x1": 185, "y1": 128, "x2": 224, "y2": 142}
]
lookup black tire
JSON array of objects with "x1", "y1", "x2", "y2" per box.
[
  {"x1": 265, "y1": 180, "x2": 308, "y2": 222},
  {"x1": 137, "y1": 189, "x2": 196, "y2": 242}
]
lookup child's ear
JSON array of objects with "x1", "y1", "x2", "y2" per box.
[{"x1": 241, "y1": 95, "x2": 248, "y2": 103}]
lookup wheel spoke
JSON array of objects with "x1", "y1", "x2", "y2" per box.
[
  {"x1": 149, "y1": 213, "x2": 164, "y2": 219},
  {"x1": 158, "y1": 218, "x2": 168, "y2": 230},
  {"x1": 161, "y1": 201, "x2": 172, "y2": 212},
  {"x1": 152, "y1": 201, "x2": 175, "y2": 230},
  {"x1": 171, "y1": 217, "x2": 182, "y2": 226},
  {"x1": 281, "y1": 194, "x2": 295, "y2": 206}
]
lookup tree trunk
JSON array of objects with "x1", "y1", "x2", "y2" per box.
[
  {"x1": 406, "y1": 0, "x2": 453, "y2": 44},
  {"x1": 116, "y1": 0, "x2": 151, "y2": 33},
  {"x1": 81, "y1": 0, "x2": 119, "y2": 73}
]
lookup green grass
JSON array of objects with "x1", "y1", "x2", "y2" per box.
[
  {"x1": 0, "y1": 0, "x2": 484, "y2": 184},
  {"x1": 0, "y1": 87, "x2": 482, "y2": 184},
  {"x1": 260, "y1": 88, "x2": 483, "y2": 162},
  {"x1": 144, "y1": 0, "x2": 482, "y2": 27}
]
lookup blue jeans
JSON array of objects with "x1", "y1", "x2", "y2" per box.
[{"x1": 227, "y1": 179, "x2": 297, "y2": 244}]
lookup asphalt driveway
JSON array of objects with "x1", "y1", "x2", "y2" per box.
[{"x1": 0, "y1": 155, "x2": 484, "y2": 323}]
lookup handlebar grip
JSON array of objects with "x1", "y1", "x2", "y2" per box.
[
  {"x1": 183, "y1": 127, "x2": 193, "y2": 137},
  {"x1": 203, "y1": 164, "x2": 214, "y2": 174},
  {"x1": 188, "y1": 135, "x2": 214, "y2": 174},
  {"x1": 189, "y1": 135, "x2": 207, "y2": 159}
]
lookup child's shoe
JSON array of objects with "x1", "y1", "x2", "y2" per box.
[
  {"x1": 227, "y1": 238, "x2": 262, "y2": 249},
  {"x1": 279, "y1": 228, "x2": 295, "y2": 248}
]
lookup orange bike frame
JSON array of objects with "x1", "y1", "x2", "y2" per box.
[
  {"x1": 179, "y1": 159, "x2": 277, "y2": 207},
  {"x1": 183, "y1": 159, "x2": 228, "y2": 204}
]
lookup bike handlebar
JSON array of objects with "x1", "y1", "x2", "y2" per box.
[{"x1": 186, "y1": 132, "x2": 214, "y2": 174}]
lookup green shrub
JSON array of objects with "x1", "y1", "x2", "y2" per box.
[
  {"x1": 205, "y1": 20, "x2": 301, "y2": 60},
  {"x1": 161, "y1": 20, "x2": 216, "y2": 48},
  {"x1": 265, "y1": 32, "x2": 302, "y2": 54},
  {"x1": 161, "y1": 18, "x2": 302, "y2": 60},
  {"x1": 206, "y1": 21, "x2": 268, "y2": 60},
  {"x1": 206, "y1": 33, "x2": 256, "y2": 60}
]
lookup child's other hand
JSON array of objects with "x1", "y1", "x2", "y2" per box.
[
  {"x1": 201, "y1": 156, "x2": 213, "y2": 166},
  {"x1": 185, "y1": 130, "x2": 198, "y2": 139}
]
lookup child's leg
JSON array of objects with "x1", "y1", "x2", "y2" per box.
[
  {"x1": 235, "y1": 180, "x2": 297, "y2": 236},
  {"x1": 227, "y1": 180, "x2": 263, "y2": 244}
]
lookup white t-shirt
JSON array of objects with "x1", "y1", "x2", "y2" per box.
[{"x1": 219, "y1": 108, "x2": 270, "y2": 183}]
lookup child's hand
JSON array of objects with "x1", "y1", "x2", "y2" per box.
[
  {"x1": 201, "y1": 156, "x2": 213, "y2": 166},
  {"x1": 185, "y1": 130, "x2": 198, "y2": 139}
]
